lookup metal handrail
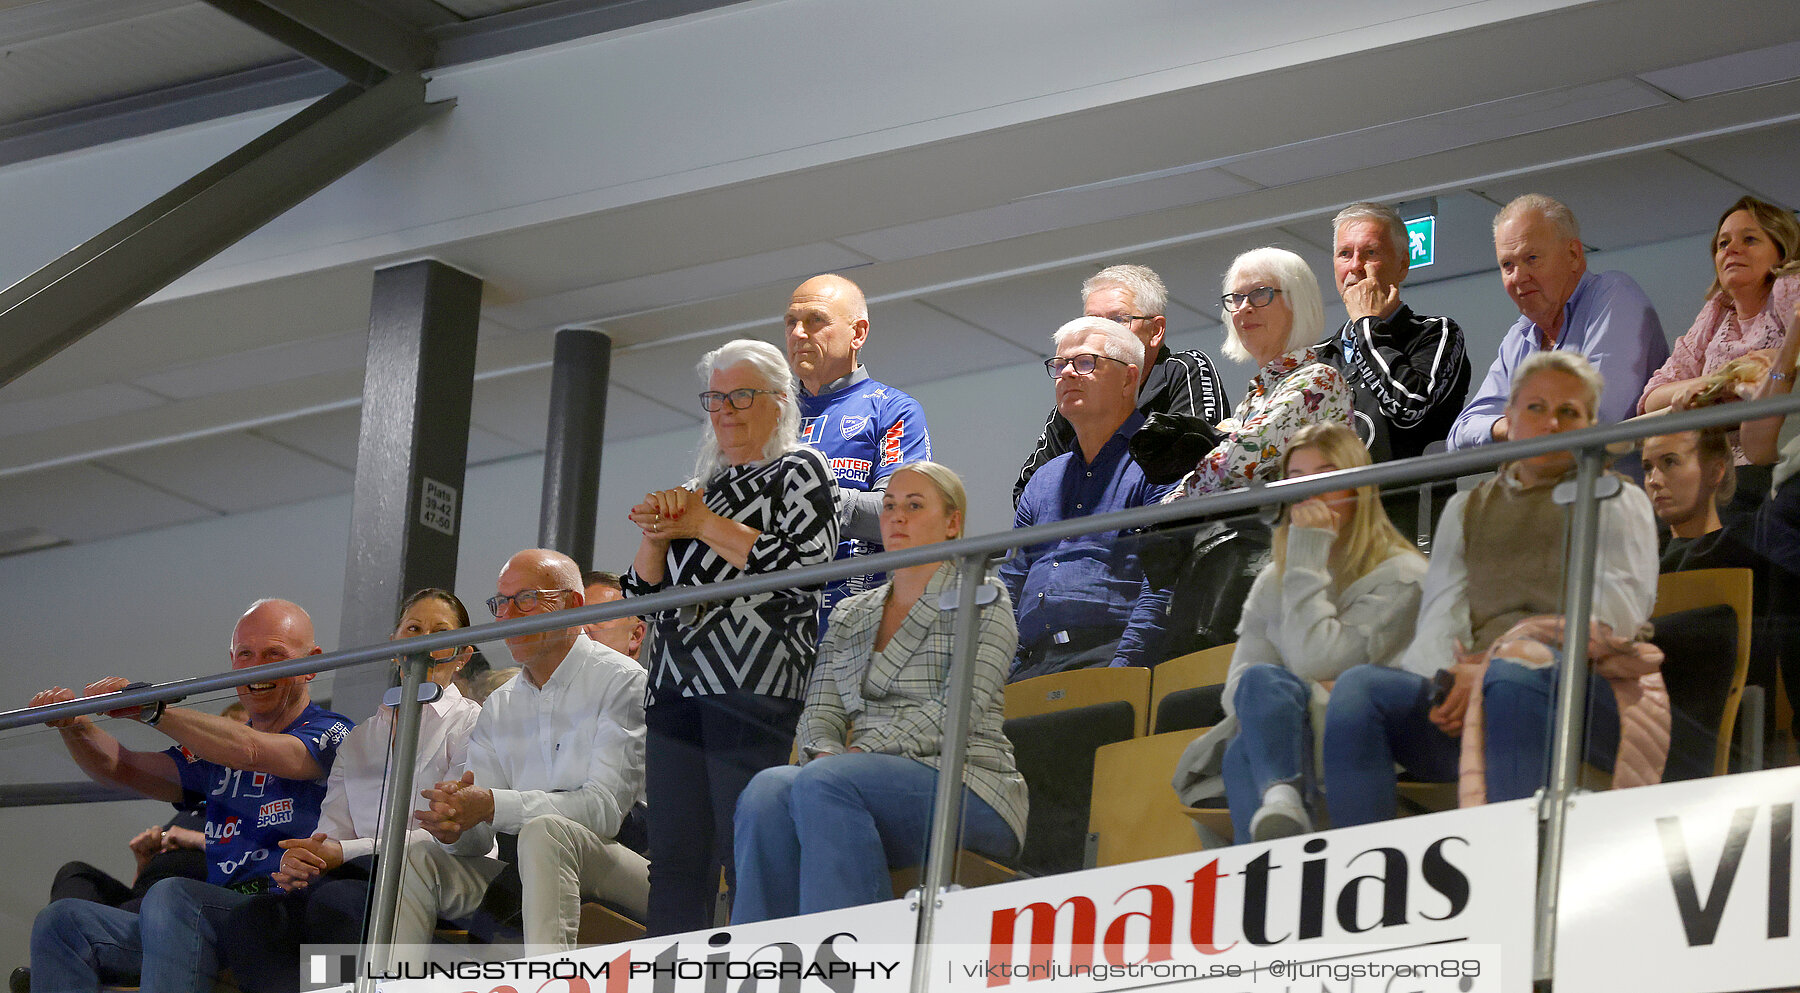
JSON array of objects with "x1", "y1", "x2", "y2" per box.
[{"x1": 3, "y1": 388, "x2": 1796, "y2": 736}]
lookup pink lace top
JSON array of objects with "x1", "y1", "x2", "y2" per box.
[{"x1": 1639, "y1": 272, "x2": 1800, "y2": 412}]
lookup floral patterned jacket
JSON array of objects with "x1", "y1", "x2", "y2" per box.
[{"x1": 1167, "y1": 345, "x2": 1351, "y2": 499}]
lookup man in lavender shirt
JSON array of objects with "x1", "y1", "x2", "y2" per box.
[{"x1": 1448, "y1": 194, "x2": 1668, "y2": 450}]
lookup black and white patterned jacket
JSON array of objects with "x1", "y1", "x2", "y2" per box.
[{"x1": 623, "y1": 447, "x2": 840, "y2": 704}]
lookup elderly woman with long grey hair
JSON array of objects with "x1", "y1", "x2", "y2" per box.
[{"x1": 622, "y1": 337, "x2": 839, "y2": 935}]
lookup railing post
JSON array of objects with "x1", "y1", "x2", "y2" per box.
[
  {"x1": 358, "y1": 650, "x2": 433, "y2": 992},
  {"x1": 910, "y1": 552, "x2": 995, "y2": 991},
  {"x1": 1533, "y1": 444, "x2": 1609, "y2": 982}
]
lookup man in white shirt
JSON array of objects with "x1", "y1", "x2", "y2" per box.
[{"x1": 398, "y1": 548, "x2": 649, "y2": 951}]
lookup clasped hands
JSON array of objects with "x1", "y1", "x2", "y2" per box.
[
  {"x1": 128, "y1": 823, "x2": 202, "y2": 873},
  {"x1": 413, "y1": 769, "x2": 495, "y2": 845},
  {"x1": 271, "y1": 832, "x2": 345, "y2": 892},
  {"x1": 1429, "y1": 617, "x2": 1618, "y2": 737},
  {"x1": 628, "y1": 486, "x2": 711, "y2": 542}
]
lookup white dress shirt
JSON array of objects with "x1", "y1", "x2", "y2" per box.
[
  {"x1": 319, "y1": 682, "x2": 483, "y2": 862},
  {"x1": 444, "y1": 635, "x2": 648, "y2": 857}
]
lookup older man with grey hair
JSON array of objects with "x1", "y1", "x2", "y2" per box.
[
  {"x1": 1014, "y1": 264, "x2": 1227, "y2": 504},
  {"x1": 1314, "y1": 201, "x2": 1471, "y2": 462},
  {"x1": 1448, "y1": 193, "x2": 1667, "y2": 450},
  {"x1": 1001, "y1": 317, "x2": 1178, "y2": 680}
]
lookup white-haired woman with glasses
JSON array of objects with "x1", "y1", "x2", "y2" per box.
[
  {"x1": 1166, "y1": 247, "x2": 1351, "y2": 498},
  {"x1": 622, "y1": 338, "x2": 840, "y2": 936}
]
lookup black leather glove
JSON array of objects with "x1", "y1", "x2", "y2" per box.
[{"x1": 1129, "y1": 412, "x2": 1225, "y2": 485}]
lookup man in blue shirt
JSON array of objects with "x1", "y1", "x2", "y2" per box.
[
  {"x1": 1448, "y1": 193, "x2": 1668, "y2": 450},
  {"x1": 1014, "y1": 264, "x2": 1228, "y2": 504},
  {"x1": 786, "y1": 273, "x2": 932, "y2": 619},
  {"x1": 29, "y1": 599, "x2": 351, "y2": 993},
  {"x1": 1002, "y1": 316, "x2": 1177, "y2": 681}
]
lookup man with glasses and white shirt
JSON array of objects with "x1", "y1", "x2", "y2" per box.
[
  {"x1": 1015, "y1": 264, "x2": 1228, "y2": 504},
  {"x1": 398, "y1": 548, "x2": 648, "y2": 952},
  {"x1": 785, "y1": 273, "x2": 932, "y2": 623},
  {"x1": 1001, "y1": 317, "x2": 1178, "y2": 681}
]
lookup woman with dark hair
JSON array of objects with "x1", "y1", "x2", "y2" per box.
[
  {"x1": 220, "y1": 589, "x2": 480, "y2": 993},
  {"x1": 623, "y1": 338, "x2": 839, "y2": 935}
]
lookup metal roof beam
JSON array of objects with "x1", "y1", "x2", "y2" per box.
[
  {"x1": 0, "y1": 73, "x2": 450, "y2": 388},
  {"x1": 203, "y1": 0, "x2": 435, "y2": 84}
]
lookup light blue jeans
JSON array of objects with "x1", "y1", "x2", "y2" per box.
[
  {"x1": 1322, "y1": 656, "x2": 1622, "y2": 827},
  {"x1": 1322, "y1": 665, "x2": 1461, "y2": 828},
  {"x1": 31, "y1": 876, "x2": 250, "y2": 993},
  {"x1": 1221, "y1": 664, "x2": 1314, "y2": 842},
  {"x1": 731, "y1": 752, "x2": 1019, "y2": 923}
]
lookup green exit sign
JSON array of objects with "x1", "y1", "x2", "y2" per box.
[{"x1": 1406, "y1": 215, "x2": 1436, "y2": 269}]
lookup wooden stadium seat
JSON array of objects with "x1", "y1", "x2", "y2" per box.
[
  {"x1": 1002, "y1": 668, "x2": 1151, "y2": 874},
  {"x1": 1004, "y1": 666, "x2": 1151, "y2": 734},
  {"x1": 1150, "y1": 643, "x2": 1234, "y2": 734},
  {"x1": 1088, "y1": 728, "x2": 1209, "y2": 865}
]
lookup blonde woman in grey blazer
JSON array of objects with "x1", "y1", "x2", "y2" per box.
[{"x1": 731, "y1": 462, "x2": 1027, "y2": 923}]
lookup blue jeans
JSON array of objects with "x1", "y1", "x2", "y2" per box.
[
  {"x1": 31, "y1": 877, "x2": 251, "y2": 993},
  {"x1": 1222, "y1": 664, "x2": 1313, "y2": 842},
  {"x1": 731, "y1": 753, "x2": 1019, "y2": 924},
  {"x1": 1482, "y1": 656, "x2": 1619, "y2": 802},
  {"x1": 1322, "y1": 665, "x2": 1460, "y2": 828}
]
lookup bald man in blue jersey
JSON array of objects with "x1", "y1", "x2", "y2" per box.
[{"x1": 784, "y1": 274, "x2": 933, "y2": 624}]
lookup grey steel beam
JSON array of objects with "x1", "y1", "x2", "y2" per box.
[
  {"x1": 334, "y1": 260, "x2": 484, "y2": 723},
  {"x1": 0, "y1": 72, "x2": 448, "y2": 389},
  {"x1": 433, "y1": 0, "x2": 753, "y2": 67},
  {"x1": 538, "y1": 328, "x2": 613, "y2": 571},
  {"x1": 203, "y1": 0, "x2": 435, "y2": 84},
  {"x1": 0, "y1": 59, "x2": 337, "y2": 170}
]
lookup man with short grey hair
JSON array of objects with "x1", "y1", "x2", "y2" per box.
[
  {"x1": 1314, "y1": 201, "x2": 1471, "y2": 462},
  {"x1": 1002, "y1": 317, "x2": 1177, "y2": 680},
  {"x1": 1448, "y1": 193, "x2": 1668, "y2": 450},
  {"x1": 1014, "y1": 263, "x2": 1227, "y2": 504}
]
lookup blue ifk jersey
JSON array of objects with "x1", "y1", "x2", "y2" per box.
[
  {"x1": 797, "y1": 373, "x2": 931, "y2": 615},
  {"x1": 166, "y1": 701, "x2": 353, "y2": 891}
]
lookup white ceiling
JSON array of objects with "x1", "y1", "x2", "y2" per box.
[{"x1": 2, "y1": 0, "x2": 1799, "y2": 553}]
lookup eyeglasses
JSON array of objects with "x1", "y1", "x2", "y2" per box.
[
  {"x1": 1221, "y1": 286, "x2": 1282, "y2": 312},
  {"x1": 1044, "y1": 353, "x2": 1129, "y2": 378},
  {"x1": 485, "y1": 588, "x2": 571, "y2": 618},
  {"x1": 1101, "y1": 314, "x2": 1153, "y2": 326},
  {"x1": 698, "y1": 388, "x2": 781, "y2": 412}
]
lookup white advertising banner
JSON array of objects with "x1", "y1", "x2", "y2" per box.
[
  {"x1": 335, "y1": 898, "x2": 917, "y2": 993},
  {"x1": 926, "y1": 799, "x2": 1537, "y2": 992},
  {"x1": 1556, "y1": 766, "x2": 1800, "y2": 992}
]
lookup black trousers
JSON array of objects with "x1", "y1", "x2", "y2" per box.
[
  {"x1": 49, "y1": 848, "x2": 207, "y2": 914},
  {"x1": 218, "y1": 855, "x2": 375, "y2": 993},
  {"x1": 643, "y1": 691, "x2": 801, "y2": 937}
]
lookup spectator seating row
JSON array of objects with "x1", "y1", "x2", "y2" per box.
[{"x1": 999, "y1": 568, "x2": 1757, "y2": 872}]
